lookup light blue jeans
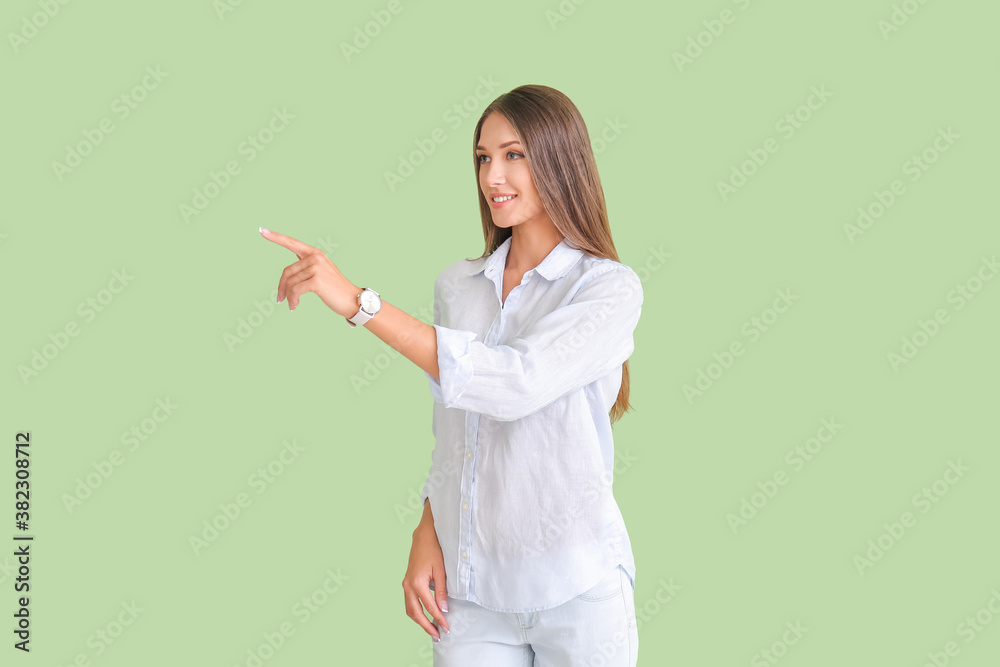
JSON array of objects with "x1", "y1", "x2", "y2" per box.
[{"x1": 432, "y1": 565, "x2": 638, "y2": 666}]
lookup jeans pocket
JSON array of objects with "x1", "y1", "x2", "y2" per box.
[
  {"x1": 622, "y1": 568, "x2": 638, "y2": 665},
  {"x1": 621, "y1": 566, "x2": 635, "y2": 593},
  {"x1": 575, "y1": 565, "x2": 624, "y2": 602}
]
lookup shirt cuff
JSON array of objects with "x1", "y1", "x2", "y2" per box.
[
  {"x1": 425, "y1": 371, "x2": 443, "y2": 402},
  {"x1": 427, "y1": 324, "x2": 477, "y2": 409}
]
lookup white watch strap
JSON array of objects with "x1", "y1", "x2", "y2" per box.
[
  {"x1": 347, "y1": 288, "x2": 381, "y2": 328},
  {"x1": 346, "y1": 307, "x2": 373, "y2": 328}
]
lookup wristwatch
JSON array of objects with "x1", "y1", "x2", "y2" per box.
[{"x1": 346, "y1": 287, "x2": 382, "y2": 328}]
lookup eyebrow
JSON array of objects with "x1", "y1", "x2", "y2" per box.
[{"x1": 475, "y1": 140, "x2": 522, "y2": 151}]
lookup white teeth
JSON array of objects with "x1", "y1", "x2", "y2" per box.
[{"x1": 492, "y1": 195, "x2": 515, "y2": 202}]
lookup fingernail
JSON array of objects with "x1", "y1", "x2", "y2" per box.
[
  {"x1": 260, "y1": 227, "x2": 270, "y2": 235},
  {"x1": 441, "y1": 601, "x2": 449, "y2": 612},
  {"x1": 433, "y1": 635, "x2": 440, "y2": 643}
]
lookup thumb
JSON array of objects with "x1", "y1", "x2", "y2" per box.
[{"x1": 434, "y1": 565, "x2": 449, "y2": 613}]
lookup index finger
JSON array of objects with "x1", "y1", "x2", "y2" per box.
[
  {"x1": 404, "y1": 588, "x2": 443, "y2": 640},
  {"x1": 423, "y1": 587, "x2": 449, "y2": 635},
  {"x1": 259, "y1": 227, "x2": 312, "y2": 258}
]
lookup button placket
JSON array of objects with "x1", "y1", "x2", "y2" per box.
[
  {"x1": 458, "y1": 410, "x2": 476, "y2": 590},
  {"x1": 456, "y1": 266, "x2": 533, "y2": 599},
  {"x1": 500, "y1": 271, "x2": 532, "y2": 320},
  {"x1": 457, "y1": 306, "x2": 503, "y2": 595}
]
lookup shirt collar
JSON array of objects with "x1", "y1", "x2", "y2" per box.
[{"x1": 467, "y1": 235, "x2": 584, "y2": 281}]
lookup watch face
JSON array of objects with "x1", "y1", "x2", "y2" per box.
[{"x1": 360, "y1": 290, "x2": 381, "y2": 313}]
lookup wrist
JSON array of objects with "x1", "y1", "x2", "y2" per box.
[
  {"x1": 414, "y1": 500, "x2": 435, "y2": 535},
  {"x1": 347, "y1": 283, "x2": 361, "y2": 309},
  {"x1": 344, "y1": 283, "x2": 363, "y2": 322},
  {"x1": 413, "y1": 519, "x2": 436, "y2": 543},
  {"x1": 345, "y1": 284, "x2": 382, "y2": 328}
]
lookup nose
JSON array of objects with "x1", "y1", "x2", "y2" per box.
[{"x1": 484, "y1": 158, "x2": 506, "y2": 185}]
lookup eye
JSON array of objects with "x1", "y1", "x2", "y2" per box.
[{"x1": 477, "y1": 151, "x2": 523, "y2": 164}]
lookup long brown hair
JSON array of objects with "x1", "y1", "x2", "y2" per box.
[{"x1": 469, "y1": 84, "x2": 635, "y2": 424}]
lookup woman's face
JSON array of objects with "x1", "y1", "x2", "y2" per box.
[{"x1": 476, "y1": 112, "x2": 549, "y2": 231}]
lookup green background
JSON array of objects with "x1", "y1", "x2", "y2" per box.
[{"x1": 2, "y1": 0, "x2": 998, "y2": 664}]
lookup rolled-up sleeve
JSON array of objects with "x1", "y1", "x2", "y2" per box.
[
  {"x1": 427, "y1": 265, "x2": 642, "y2": 422},
  {"x1": 425, "y1": 328, "x2": 477, "y2": 405}
]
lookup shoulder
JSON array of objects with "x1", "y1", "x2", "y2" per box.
[
  {"x1": 571, "y1": 254, "x2": 643, "y2": 302},
  {"x1": 432, "y1": 255, "x2": 485, "y2": 292}
]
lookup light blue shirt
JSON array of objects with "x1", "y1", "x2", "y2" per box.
[{"x1": 421, "y1": 234, "x2": 643, "y2": 613}]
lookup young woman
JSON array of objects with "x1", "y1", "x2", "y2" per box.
[{"x1": 260, "y1": 84, "x2": 643, "y2": 666}]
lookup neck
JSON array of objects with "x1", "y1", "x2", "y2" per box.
[{"x1": 506, "y1": 219, "x2": 563, "y2": 274}]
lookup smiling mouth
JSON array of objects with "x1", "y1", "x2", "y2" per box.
[{"x1": 491, "y1": 195, "x2": 517, "y2": 204}]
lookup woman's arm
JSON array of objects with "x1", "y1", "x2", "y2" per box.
[
  {"x1": 415, "y1": 497, "x2": 435, "y2": 536},
  {"x1": 403, "y1": 495, "x2": 449, "y2": 639},
  {"x1": 258, "y1": 227, "x2": 441, "y2": 381},
  {"x1": 361, "y1": 299, "x2": 440, "y2": 382}
]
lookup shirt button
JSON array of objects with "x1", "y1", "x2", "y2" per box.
[
  {"x1": 461, "y1": 551, "x2": 467, "y2": 558},
  {"x1": 462, "y1": 503, "x2": 468, "y2": 510},
  {"x1": 467, "y1": 451, "x2": 472, "y2": 459}
]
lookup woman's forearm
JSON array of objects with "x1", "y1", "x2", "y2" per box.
[{"x1": 357, "y1": 299, "x2": 440, "y2": 381}]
